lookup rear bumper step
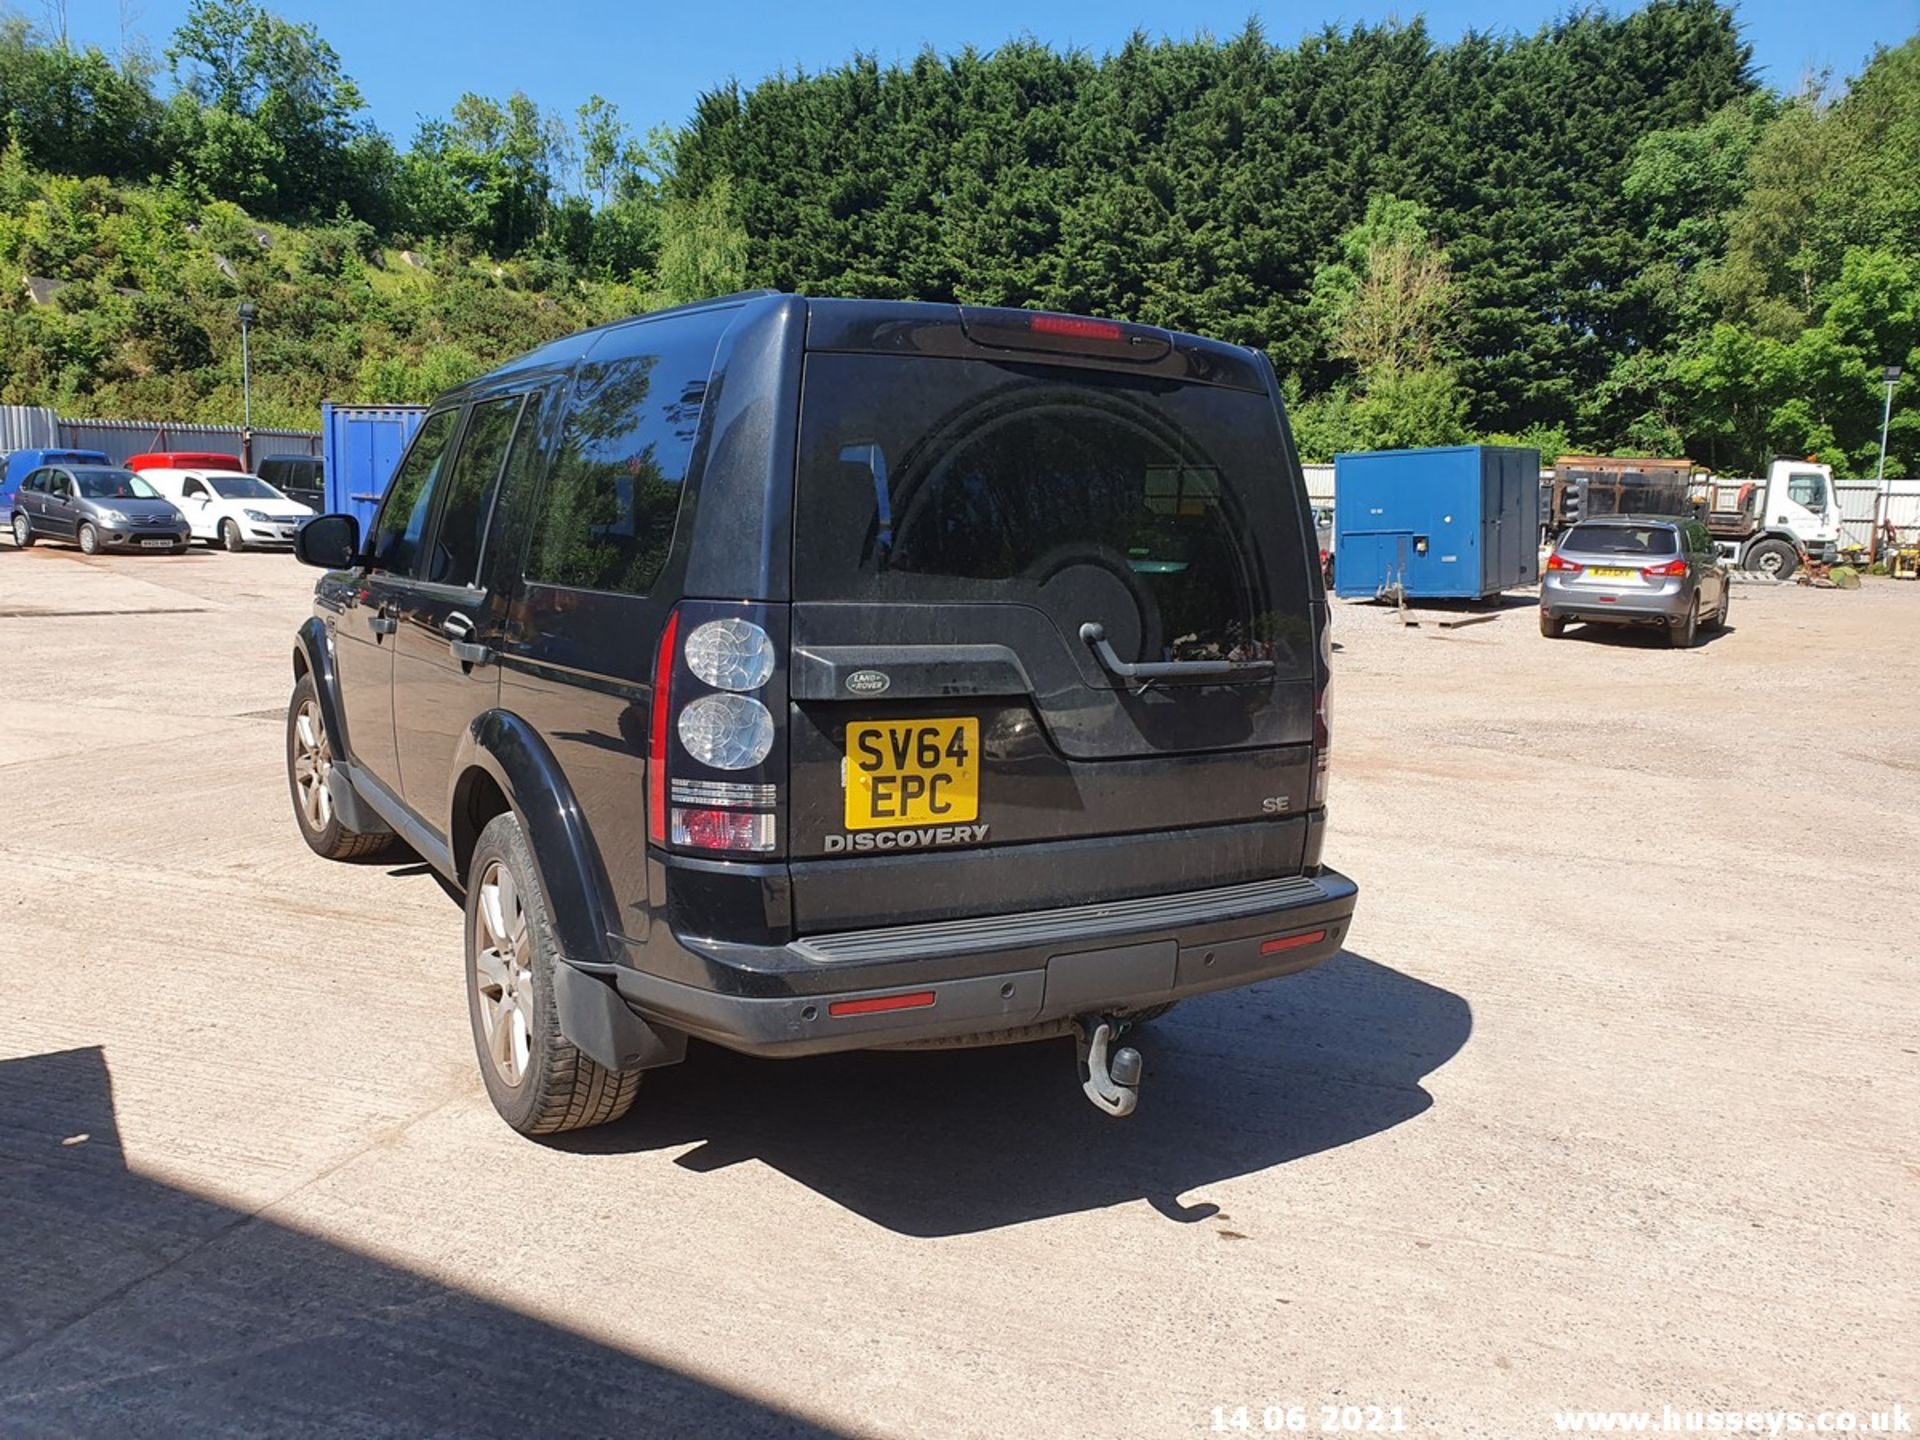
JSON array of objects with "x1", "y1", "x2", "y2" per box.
[{"x1": 611, "y1": 868, "x2": 1358, "y2": 1058}]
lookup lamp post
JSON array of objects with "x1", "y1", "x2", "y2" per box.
[
  {"x1": 237, "y1": 301, "x2": 258, "y2": 470},
  {"x1": 1877, "y1": 365, "x2": 1901, "y2": 484},
  {"x1": 1874, "y1": 365, "x2": 1901, "y2": 562}
]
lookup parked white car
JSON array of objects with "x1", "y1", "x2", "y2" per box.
[{"x1": 137, "y1": 468, "x2": 315, "y2": 551}]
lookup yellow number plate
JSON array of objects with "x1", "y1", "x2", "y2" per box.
[
  {"x1": 845, "y1": 718, "x2": 979, "y2": 829},
  {"x1": 1587, "y1": 566, "x2": 1636, "y2": 579}
]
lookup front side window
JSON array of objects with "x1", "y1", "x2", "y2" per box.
[
  {"x1": 1787, "y1": 472, "x2": 1827, "y2": 510},
  {"x1": 50, "y1": 473, "x2": 71, "y2": 498},
  {"x1": 369, "y1": 409, "x2": 458, "y2": 574},
  {"x1": 524, "y1": 326, "x2": 716, "y2": 595},
  {"x1": 425, "y1": 395, "x2": 525, "y2": 585},
  {"x1": 183, "y1": 478, "x2": 207, "y2": 498}
]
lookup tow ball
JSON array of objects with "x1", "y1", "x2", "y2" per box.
[{"x1": 1074, "y1": 1015, "x2": 1144, "y2": 1117}]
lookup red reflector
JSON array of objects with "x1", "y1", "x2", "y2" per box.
[
  {"x1": 828, "y1": 991, "x2": 936, "y2": 1018},
  {"x1": 1029, "y1": 313, "x2": 1124, "y2": 342},
  {"x1": 1260, "y1": 930, "x2": 1327, "y2": 955},
  {"x1": 647, "y1": 608, "x2": 682, "y2": 846}
]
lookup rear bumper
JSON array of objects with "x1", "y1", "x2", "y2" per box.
[
  {"x1": 611, "y1": 869, "x2": 1359, "y2": 1057},
  {"x1": 1542, "y1": 581, "x2": 1690, "y2": 625}
]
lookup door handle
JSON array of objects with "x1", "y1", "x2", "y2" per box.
[
  {"x1": 443, "y1": 613, "x2": 493, "y2": 667},
  {"x1": 369, "y1": 613, "x2": 396, "y2": 636}
]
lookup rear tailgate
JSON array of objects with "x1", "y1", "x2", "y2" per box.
[{"x1": 787, "y1": 311, "x2": 1321, "y2": 931}]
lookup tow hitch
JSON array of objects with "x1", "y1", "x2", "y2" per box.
[{"x1": 1074, "y1": 1015, "x2": 1144, "y2": 1117}]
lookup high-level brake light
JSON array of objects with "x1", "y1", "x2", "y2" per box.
[{"x1": 1029, "y1": 313, "x2": 1124, "y2": 342}]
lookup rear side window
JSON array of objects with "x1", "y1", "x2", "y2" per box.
[
  {"x1": 524, "y1": 324, "x2": 716, "y2": 595},
  {"x1": 1562, "y1": 524, "x2": 1677, "y2": 556},
  {"x1": 794, "y1": 354, "x2": 1312, "y2": 669},
  {"x1": 370, "y1": 409, "x2": 458, "y2": 573},
  {"x1": 424, "y1": 395, "x2": 523, "y2": 586}
]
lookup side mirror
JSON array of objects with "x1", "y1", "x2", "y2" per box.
[{"x1": 294, "y1": 513, "x2": 361, "y2": 570}]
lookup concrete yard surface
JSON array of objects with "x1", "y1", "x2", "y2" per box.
[{"x1": 0, "y1": 545, "x2": 1914, "y2": 1438}]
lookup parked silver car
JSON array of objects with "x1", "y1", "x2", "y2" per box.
[
  {"x1": 9, "y1": 465, "x2": 192, "y2": 554},
  {"x1": 1540, "y1": 516, "x2": 1728, "y2": 648}
]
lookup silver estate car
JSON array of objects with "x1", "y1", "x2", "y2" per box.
[
  {"x1": 1541, "y1": 516, "x2": 1729, "y2": 648},
  {"x1": 10, "y1": 465, "x2": 192, "y2": 555}
]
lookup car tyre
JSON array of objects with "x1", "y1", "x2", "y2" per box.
[
  {"x1": 1745, "y1": 539, "x2": 1798, "y2": 580},
  {"x1": 1539, "y1": 610, "x2": 1566, "y2": 638},
  {"x1": 1712, "y1": 584, "x2": 1730, "y2": 629},
  {"x1": 286, "y1": 673, "x2": 397, "y2": 861},
  {"x1": 220, "y1": 518, "x2": 245, "y2": 552},
  {"x1": 11, "y1": 512, "x2": 33, "y2": 548},
  {"x1": 466, "y1": 811, "x2": 642, "y2": 1137},
  {"x1": 1667, "y1": 595, "x2": 1699, "y2": 649},
  {"x1": 78, "y1": 522, "x2": 100, "y2": 555}
]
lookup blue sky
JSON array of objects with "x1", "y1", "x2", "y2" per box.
[{"x1": 60, "y1": 0, "x2": 1919, "y2": 143}]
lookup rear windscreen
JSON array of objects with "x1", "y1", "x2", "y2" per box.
[
  {"x1": 794, "y1": 354, "x2": 1313, "y2": 671},
  {"x1": 1563, "y1": 524, "x2": 1678, "y2": 556}
]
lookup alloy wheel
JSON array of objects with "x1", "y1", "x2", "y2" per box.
[
  {"x1": 473, "y1": 861, "x2": 533, "y2": 1088},
  {"x1": 292, "y1": 697, "x2": 334, "y2": 832}
]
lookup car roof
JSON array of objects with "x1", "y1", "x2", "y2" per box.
[
  {"x1": 435, "y1": 290, "x2": 1272, "y2": 406},
  {"x1": 1569, "y1": 515, "x2": 1685, "y2": 528}
]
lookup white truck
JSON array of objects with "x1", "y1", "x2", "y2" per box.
[{"x1": 1693, "y1": 458, "x2": 1843, "y2": 579}]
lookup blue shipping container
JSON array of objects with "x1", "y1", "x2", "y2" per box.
[
  {"x1": 1332, "y1": 445, "x2": 1541, "y2": 600},
  {"x1": 322, "y1": 403, "x2": 427, "y2": 533}
]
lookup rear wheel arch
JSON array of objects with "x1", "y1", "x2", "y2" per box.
[
  {"x1": 451, "y1": 711, "x2": 622, "y2": 969},
  {"x1": 452, "y1": 765, "x2": 513, "y2": 889}
]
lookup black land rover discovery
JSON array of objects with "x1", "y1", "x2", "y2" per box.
[{"x1": 287, "y1": 293, "x2": 1358, "y2": 1136}]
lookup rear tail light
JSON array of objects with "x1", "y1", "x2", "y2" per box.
[
  {"x1": 648, "y1": 603, "x2": 784, "y2": 854},
  {"x1": 671, "y1": 808, "x2": 776, "y2": 853},
  {"x1": 677, "y1": 693, "x2": 774, "y2": 770},
  {"x1": 1546, "y1": 552, "x2": 1582, "y2": 572},
  {"x1": 1311, "y1": 686, "x2": 1331, "y2": 808},
  {"x1": 646, "y1": 609, "x2": 682, "y2": 846},
  {"x1": 1642, "y1": 558, "x2": 1688, "y2": 577},
  {"x1": 1312, "y1": 620, "x2": 1332, "y2": 809}
]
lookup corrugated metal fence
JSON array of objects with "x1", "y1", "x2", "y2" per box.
[
  {"x1": 1835, "y1": 480, "x2": 1920, "y2": 551},
  {"x1": 58, "y1": 417, "x2": 320, "y2": 467},
  {"x1": 0, "y1": 404, "x2": 320, "y2": 467}
]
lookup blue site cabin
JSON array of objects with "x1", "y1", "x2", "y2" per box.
[
  {"x1": 1332, "y1": 444, "x2": 1541, "y2": 601},
  {"x1": 320, "y1": 403, "x2": 427, "y2": 535}
]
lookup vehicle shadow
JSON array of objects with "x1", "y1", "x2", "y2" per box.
[
  {"x1": 1559, "y1": 620, "x2": 1737, "y2": 648},
  {"x1": 566, "y1": 950, "x2": 1472, "y2": 1237},
  {"x1": 0, "y1": 1047, "x2": 842, "y2": 1437}
]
